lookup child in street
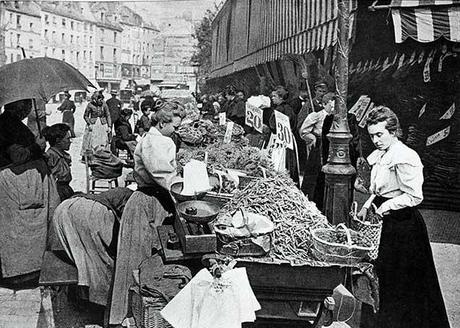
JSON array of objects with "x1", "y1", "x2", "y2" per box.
[
  {"x1": 42, "y1": 123, "x2": 74, "y2": 201},
  {"x1": 135, "y1": 101, "x2": 152, "y2": 136}
]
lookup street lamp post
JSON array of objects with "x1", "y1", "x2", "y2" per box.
[{"x1": 322, "y1": 0, "x2": 356, "y2": 226}]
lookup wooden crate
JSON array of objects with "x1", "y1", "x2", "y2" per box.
[{"x1": 173, "y1": 215, "x2": 217, "y2": 254}]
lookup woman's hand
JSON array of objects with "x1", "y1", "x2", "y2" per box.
[{"x1": 357, "y1": 206, "x2": 368, "y2": 221}]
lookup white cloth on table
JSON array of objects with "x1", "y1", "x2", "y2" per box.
[
  {"x1": 134, "y1": 126, "x2": 177, "y2": 190},
  {"x1": 363, "y1": 140, "x2": 423, "y2": 215},
  {"x1": 161, "y1": 267, "x2": 260, "y2": 328}
]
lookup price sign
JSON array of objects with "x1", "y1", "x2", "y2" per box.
[
  {"x1": 349, "y1": 95, "x2": 368, "y2": 115},
  {"x1": 245, "y1": 103, "x2": 263, "y2": 133},
  {"x1": 219, "y1": 112, "x2": 226, "y2": 125},
  {"x1": 274, "y1": 110, "x2": 294, "y2": 150},
  {"x1": 426, "y1": 126, "x2": 450, "y2": 146},
  {"x1": 223, "y1": 121, "x2": 234, "y2": 144}
]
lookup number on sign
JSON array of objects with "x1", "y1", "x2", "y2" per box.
[{"x1": 276, "y1": 122, "x2": 292, "y2": 145}]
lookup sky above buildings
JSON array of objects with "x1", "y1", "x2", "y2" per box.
[{"x1": 124, "y1": 0, "x2": 220, "y2": 25}]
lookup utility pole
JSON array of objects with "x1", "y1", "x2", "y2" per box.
[{"x1": 322, "y1": 0, "x2": 356, "y2": 225}]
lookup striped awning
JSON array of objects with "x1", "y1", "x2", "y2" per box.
[
  {"x1": 391, "y1": 0, "x2": 460, "y2": 43},
  {"x1": 210, "y1": 0, "x2": 357, "y2": 79}
]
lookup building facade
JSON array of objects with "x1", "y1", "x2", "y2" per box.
[
  {"x1": 40, "y1": 2, "x2": 97, "y2": 83},
  {"x1": 2, "y1": 1, "x2": 42, "y2": 64},
  {"x1": 152, "y1": 18, "x2": 197, "y2": 90}
]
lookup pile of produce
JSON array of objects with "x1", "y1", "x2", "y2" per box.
[
  {"x1": 177, "y1": 119, "x2": 246, "y2": 147},
  {"x1": 218, "y1": 176, "x2": 331, "y2": 264},
  {"x1": 176, "y1": 143, "x2": 276, "y2": 180},
  {"x1": 315, "y1": 230, "x2": 372, "y2": 248},
  {"x1": 216, "y1": 121, "x2": 245, "y2": 144},
  {"x1": 177, "y1": 125, "x2": 204, "y2": 145}
]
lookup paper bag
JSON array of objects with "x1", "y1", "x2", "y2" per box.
[{"x1": 181, "y1": 159, "x2": 211, "y2": 196}]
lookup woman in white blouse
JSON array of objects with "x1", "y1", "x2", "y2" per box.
[
  {"x1": 109, "y1": 104, "x2": 183, "y2": 325},
  {"x1": 358, "y1": 106, "x2": 449, "y2": 328}
]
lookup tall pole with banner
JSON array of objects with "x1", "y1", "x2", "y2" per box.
[{"x1": 322, "y1": 0, "x2": 356, "y2": 225}]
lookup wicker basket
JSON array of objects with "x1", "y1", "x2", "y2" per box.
[
  {"x1": 311, "y1": 224, "x2": 375, "y2": 265},
  {"x1": 130, "y1": 286, "x2": 171, "y2": 328},
  {"x1": 350, "y1": 202, "x2": 382, "y2": 260}
]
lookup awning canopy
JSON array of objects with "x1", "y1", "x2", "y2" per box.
[
  {"x1": 391, "y1": 0, "x2": 460, "y2": 43},
  {"x1": 210, "y1": 0, "x2": 357, "y2": 79}
]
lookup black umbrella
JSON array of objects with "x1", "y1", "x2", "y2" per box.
[{"x1": 0, "y1": 57, "x2": 95, "y2": 136}]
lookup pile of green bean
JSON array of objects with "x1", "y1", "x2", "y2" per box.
[{"x1": 221, "y1": 176, "x2": 331, "y2": 264}]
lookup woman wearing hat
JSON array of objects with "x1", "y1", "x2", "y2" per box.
[
  {"x1": 57, "y1": 91, "x2": 76, "y2": 138},
  {"x1": 81, "y1": 91, "x2": 112, "y2": 160}
]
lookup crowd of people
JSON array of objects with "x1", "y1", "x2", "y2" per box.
[
  {"x1": 0, "y1": 80, "x2": 449, "y2": 328},
  {"x1": 195, "y1": 81, "x2": 360, "y2": 210}
]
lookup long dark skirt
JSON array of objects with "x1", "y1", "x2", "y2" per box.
[
  {"x1": 300, "y1": 141, "x2": 322, "y2": 201},
  {"x1": 374, "y1": 196, "x2": 450, "y2": 328},
  {"x1": 62, "y1": 111, "x2": 75, "y2": 137}
]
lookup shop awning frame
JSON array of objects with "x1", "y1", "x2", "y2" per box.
[{"x1": 390, "y1": 0, "x2": 460, "y2": 43}]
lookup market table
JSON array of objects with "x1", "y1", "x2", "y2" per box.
[{"x1": 157, "y1": 225, "x2": 345, "y2": 328}]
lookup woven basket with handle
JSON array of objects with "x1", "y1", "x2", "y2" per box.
[
  {"x1": 311, "y1": 223, "x2": 375, "y2": 265},
  {"x1": 350, "y1": 201, "x2": 382, "y2": 260}
]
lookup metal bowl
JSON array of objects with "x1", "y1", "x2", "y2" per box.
[
  {"x1": 177, "y1": 200, "x2": 220, "y2": 224},
  {"x1": 170, "y1": 182, "x2": 207, "y2": 203}
]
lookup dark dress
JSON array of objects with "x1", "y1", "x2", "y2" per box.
[
  {"x1": 58, "y1": 99, "x2": 76, "y2": 137},
  {"x1": 114, "y1": 117, "x2": 137, "y2": 156},
  {"x1": 225, "y1": 97, "x2": 246, "y2": 128},
  {"x1": 106, "y1": 97, "x2": 122, "y2": 127},
  {"x1": 268, "y1": 102, "x2": 299, "y2": 184},
  {"x1": 374, "y1": 196, "x2": 450, "y2": 328}
]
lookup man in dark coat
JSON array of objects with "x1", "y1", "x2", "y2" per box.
[
  {"x1": 57, "y1": 92, "x2": 77, "y2": 137},
  {"x1": 223, "y1": 86, "x2": 246, "y2": 127},
  {"x1": 106, "y1": 91, "x2": 122, "y2": 127},
  {"x1": 296, "y1": 80, "x2": 328, "y2": 132}
]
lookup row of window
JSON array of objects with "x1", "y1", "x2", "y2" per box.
[
  {"x1": 43, "y1": 29, "x2": 94, "y2": 45},
  {"x1": 44, "y1": 14, "x2": 88, "y2": 32}
]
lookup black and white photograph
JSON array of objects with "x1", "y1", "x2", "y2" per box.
[{"x1": 0, "y1": 0, "x2": 458, "y2": 327}]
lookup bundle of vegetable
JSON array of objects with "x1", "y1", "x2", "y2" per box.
[
  {"x1": 192, "y1": 120, "x2": 218, "y2": 145},
  {"x1": 176, "y1": 143, "x2": 276, "y2": 180},
  {"x1": 177, "y1": 125, "x2": 203, "y2": 145},
  {"x1": 216, "y1": 121, "x2": 246, "y2": 143},
  {"x1": 315, "y1": 230, "x2": 372, "y2": 248},
  {"x1": 219, "y1": 176, "x2": 331, "y2": 264}
]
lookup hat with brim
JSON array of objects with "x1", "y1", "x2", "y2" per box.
[{"x1": 314, "y1": 80, "x2": 328, "y2": 89}]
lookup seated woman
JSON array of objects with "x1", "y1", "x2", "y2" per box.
[
  {"x1": 52, "y1": 188, "x2": 133, "y2": 306},
  {"x1": 42, "y1": 123, "x2": 74, "y2": 201},
  {"x1": 0, "y1": 99, "x2": 60, "y2": 282},
  {"x1": 109, "y1": 103, "x2": 182, "y2": 326},
  {"x1": 134, "y1": 99, "x2": 153, "y2": 136},
  {"x1": 114, "y1": 108, "x2": 137, "y2": 157}
]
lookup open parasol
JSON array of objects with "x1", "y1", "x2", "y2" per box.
[{"x1": 0, "y1": 57, "x2": 95, "y2": 136}]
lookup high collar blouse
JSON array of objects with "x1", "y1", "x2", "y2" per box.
[
  {"x1": 134, "y1": 126, "x2": 177, "y2": 190},
  {"x1": 365, "y1": 140, "x2": 424, "y2": 215}
]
